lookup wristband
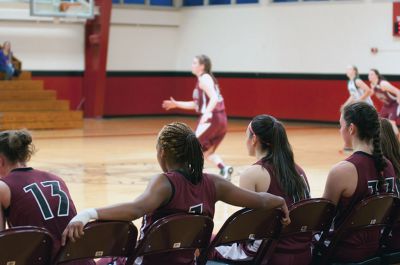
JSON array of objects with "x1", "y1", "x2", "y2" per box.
[{"x1": 70, "y1": 208, "x2": 98, "y2": 226}]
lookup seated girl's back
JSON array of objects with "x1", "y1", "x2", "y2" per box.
[
  {"x1": 214, "y1": 115, "x2": 311, "y2": 265},
  {"x1": 0, "y1": 130, "x2": 94, "y2": 265},
  {"x1": 322, "y1": 102, "x2": 398, "y2": 262},
  {"x1": 380, "y1": 118, "x2": 400, "y2": 251},
  {"x1": 62, "y1": 122, "x2": 290, "y2": 265}
]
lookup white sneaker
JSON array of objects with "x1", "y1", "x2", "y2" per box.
[{"x1": 220, "y1": 166, "x2": 233, "y2": 181}]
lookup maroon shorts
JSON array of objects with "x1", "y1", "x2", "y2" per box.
[
  {"x1": 386, "y1": 225, "x2": 400, "y2": 251},
  {"x1": 268, "y1": 249, "x2": 311, "y2": 265},
  {"x1": 331, "y1": 229, "x2": 380, "y2": 263},
  {"x1": 197, "y1": 111, "x2": 228, "y2": 153},
  {"x1": 380, "y1": 102, "x2": 400, "y2": 126}
]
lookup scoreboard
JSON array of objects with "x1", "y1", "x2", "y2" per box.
[{"x1": 394, "y1": 2, "x2": 400, "y2": 36}]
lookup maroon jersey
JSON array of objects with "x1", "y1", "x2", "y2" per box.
[
  {"x1": 257, "y1": 160, "x2": 312, "y2": 265},
  {"x1": 196, "y1": 111, "x2": 228, "y2": 152},
  {"x1": 333, "y1": 151, "x2": 397, "y2": 262},
  {"x1": 192, "y1": 75, "x2": 225, "y2": 114},
  {"x1": 374, "y1": 83, "x2": 397, "y2": 106},
  {"x1": 373, "y1": 83, "x2": 400, "y2": 125},
  {"x1": 138, "y1": 170, "x2": 217, "y2": 265},
  {"x1": 192, "y1": 75, "x2": 228, "y2": 152},
  {"x1": 1, "y1": 168, "x2": 94, "y2": 265}
]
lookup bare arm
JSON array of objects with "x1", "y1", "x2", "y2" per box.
[
  {"x1": 211, "y1": 174, "x2": 290, "y2": 224},
  {"x1": 381, "y1": 81, "x2": 400, "y2": 104},
  {"x1": 162, "y1": 97, "x2": 197, "y2": 111},
  {"x1": 62, "y1": 174, "x2": 172, "y2": 244},
  {"x1": 356, "y1": 79, "x2": 373, "y2": 101},
  {"x1": 174, "y1": 100, "x2": 197, "y2": 110},
  {"x1": 322, "y1": 161, "x2": 356, "y2": 205},
  {"x1": 0, "y1": 181, "x2": 11, "y2": 231},
  {"x1": 239, "y1": 165, "x2": 271, "y2": 193},
  {"x1": 96, "y1": 174, "x2": 171, "y2": 220},
  {"x1": 199, "y1": 75, "x2": 218, "y2": 115}
]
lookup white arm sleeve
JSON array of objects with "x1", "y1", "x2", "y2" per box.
[{"x1": 69, "y1": 208, "x2": 98, "y2": 226}]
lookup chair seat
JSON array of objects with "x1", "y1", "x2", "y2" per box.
[
  {"x1": 382, "y1": 251, "x2": 400, "y2": 264},
  {"x1": 206, "y1": 261, "x2": 253, "y2": 265},
  {"x1": 331, "y1": 256, "x2": 381, "y2": 265},
  {"x1": 206, "y1": 258, "x2": 254, "y2": 265},
  {"x1": 207, "y1": 261, "x2": 232, "y2": 265}
]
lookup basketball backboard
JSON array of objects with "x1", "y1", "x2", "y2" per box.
[{"x1": 30, "y1": 0, "x2": 95, "y2": 19}]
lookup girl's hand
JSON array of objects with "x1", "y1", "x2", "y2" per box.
[
  {"x1": 162, "y1": 97, "x2": 178, "y2": 111},
  {"x1": 61, "y1": 221, "x2": 85, "y2": 246},
  {"x1": 200, "y1": 112, "x2": 212, "y2": 124},
  {"x1": 281, "y1": 202, "x2": 291, "y2": 226},
  {"x1": 61, "y1": 208, "x2": 98, "y2": 246}
]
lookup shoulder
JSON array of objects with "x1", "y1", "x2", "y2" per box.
[
  {"x1": 206, "y1": 173, "x2": 227, "y2": 190},
  {"x1": 384, "y1": 158, "x2": 396, "y2": 174},
  {"x1": 33, "y1": 169, "x2": 66, "y2": 184},
  {"x1": 380, "y1": 80, "x2": 392, "y2": 88},
  {"x1": 0, "y1": 180, "x2": 10, "y2": 193},
  {"x1": 146, "y1": 173, "x2": 173, "y2": 196},
  {"x1": 328, "y1": 160, "x2": 357, "y2": 181},
  {"x1": 295, "y1": 164, "x2": 307, "y2": 177},
  {"x1": 199, "y1": 74, "x2": 214, "y2": 87},
  {"x1": 151, "y1": 173, "x2": 172, "y2": 186},
  {"x1": 206, "y1": 173, "x2": 223, "y2": 183},
  {"x1": 0, "y1": 180, "x2": 11, "y2": 207},
  {"x1": 241, "y1": 164, "x2": 269, "y2": 182}
]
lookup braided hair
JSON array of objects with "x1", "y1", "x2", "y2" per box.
[
  {"x1": 158, "y1": 122, "x2": 204, "y2": 184},
  {"x1": 343, "y1": 102, "x2": 387, "y2": 191}
]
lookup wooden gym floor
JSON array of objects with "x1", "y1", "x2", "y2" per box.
[{"x1": 28, "y1": 116, "x2": 343, "y2": 230}]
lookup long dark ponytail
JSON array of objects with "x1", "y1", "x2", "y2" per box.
[
  {"x1": 343, "y1": 102, "x2": 387, "y2": 190},
  {"x1": 380, "y1": 118, "x2": 400, "y2": 179},
  {"x1": 158, "y1": 122, "x2": 204, "y2": 184},
  {"x1": 250, "y1": 115, "x2": 309, "y2": 200}
]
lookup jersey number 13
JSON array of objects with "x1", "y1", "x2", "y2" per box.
[{"x1": 24, "y1": 181, "x2": 70, "y2": 220}]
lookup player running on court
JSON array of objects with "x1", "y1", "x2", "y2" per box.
[{"x1": 162, "y1": 55, "x2": 233, "y2": 180}]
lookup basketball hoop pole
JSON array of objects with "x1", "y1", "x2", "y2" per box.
[{"x1": 82, "y1": 0, "x2": 111, "y2": 118}]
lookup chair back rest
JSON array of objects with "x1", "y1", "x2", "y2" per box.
[
  {"x1": 0, "y1": 226, "x2": 53, "y2": 265},
  {"x1": 56, "y1": 221, "x2": 138, "y2": 263},
  {"x1": 281, "y1": 199, "x2": 336, "y2": 237},
  {"x1": 133, "y1": 214, "x2": 213, "y2": 258}
]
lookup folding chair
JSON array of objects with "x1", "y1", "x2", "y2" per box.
[
  {"x1": 313, "y1": 194, "x2": 396, "y2": 265},
  {"x1": 55, "y1": 221, "x2": 138, "y2": 264},
  {"x1": 126, "y1": 214, "x2": 214, "y2": 265},
  {"x1": 0, "y1": 226, "x2": 53, "y2": 265},
  {"x1": 380, "y1": 197, "x2": 400, "y2": 264},
  {"x1": 256, "y1": 199, "x2": 335, "y2": 265},
  {"x1": 200, "y1": 208, "x2": 283, "y2": 265}
]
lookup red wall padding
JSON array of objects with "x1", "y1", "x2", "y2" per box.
[
  {"x1": 32, "y1": 76, "x2": 83, "y2": 110},
  {"x1": 104, "y1": 76, "x2": 354, "y2": 122},
  {"x1": 36, "y1": 75, "x2": 399, "y2": 122}
]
